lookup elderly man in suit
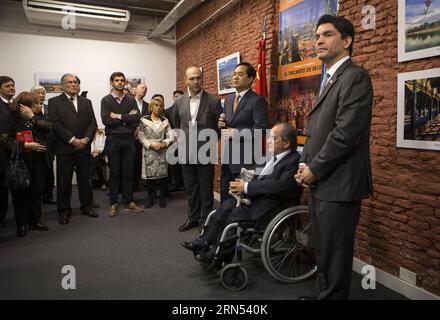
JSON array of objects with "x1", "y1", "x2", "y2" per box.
[
  {"x1": 218, "y1": 62, "x2": 270, "y2": 203},
  {"x1": 295, "y1": 15, "x2": 373, "y2": 300},
  {"x1": 0, "y1": 76, "x2": 16, "y2": 227},
  {"x1": 173, "y1": 66, "x2": 223, "y2": 232},
  {"x1": 48, "y1": 74, "x2": 98, "y2": 225},
  {"x1": 181, "y1": 122, "x2": 301, "y2": 253}
]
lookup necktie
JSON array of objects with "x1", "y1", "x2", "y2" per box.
[
  {"x1": 233, "y1": 94, "x2": 240, "y2": 113},
  {"x1": 69, "y1": 96, "x2": 76, "y2": 112},
  {"x1": 319, "y1": 73, "x2": 331, "y2": 95},
  {"x1": 258, "y1": 155, "x2": 277, "y2": 179}
]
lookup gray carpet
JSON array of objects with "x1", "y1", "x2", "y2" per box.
[{"x1": 0, "y1": 187, "x2": 406, "y2": 300}]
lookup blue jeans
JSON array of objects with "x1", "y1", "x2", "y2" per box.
[{"x1": 104, "y1": 136, "x2": 136, "y2": 205}]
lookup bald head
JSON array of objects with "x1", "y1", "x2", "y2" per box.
[
  {"x1": 135, "y1": 83, "x2": 147, "y2": 100},
  {"x1": 185, "y1": 66, "x2": 203, "y2": 96}
]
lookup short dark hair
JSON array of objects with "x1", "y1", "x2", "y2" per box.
[
  {"x1": 173, "y1": 90, "x2": 184, "y2": 96},
  {"x1": 275, "y1": 122, "x2": 297, "y2": 151},
  {"x1": 110, "y1": 72, "x2": 125, "y2": 83},
  {"x1": 235, "y1": 62, "x2": 257, "y2": 80},
  {"x1": 0, "y1": 76, "x2": 15, "y2": 87},
  {"x1": 316, "y1": 14, "x2": 355, "y2": 56}
]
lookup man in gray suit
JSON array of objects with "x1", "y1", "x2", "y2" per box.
[
  {"x1": 295, "y1": 15, "x2": 373, "y2": 300},
  {"x1": 173, "y1": 66, "x2": 223, "y2": 232}
]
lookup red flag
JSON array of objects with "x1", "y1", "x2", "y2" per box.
[{"x1": 256, "y1": 37, "x2": 267, "y2": 98}]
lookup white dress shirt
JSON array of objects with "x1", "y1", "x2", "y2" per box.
[{"x1": 189, "y1": 90, "x2": 203, "y2": 126}]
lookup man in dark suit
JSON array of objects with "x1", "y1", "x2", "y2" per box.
[
  {"x1": 172, "y1": 66, "x2": 223, "y2": 232},
  {"x1": 133, "y1": 83, "x2": 149, "y2": 192},
  {"x1": 218, "y1": 62, "x2": 270, "y2": 203},
  {"x1": 295, "y1": 15, "x2": 373, "y2": 300},
  {"x1": 0, "y1": 76, "x2": 16, "y2": 227},
  {"x1": 182, "y1": 122, "x2": 301, "y2": 252},
  {"x1": 48, "y1": 74, "x2": 98, "y2": 224}
]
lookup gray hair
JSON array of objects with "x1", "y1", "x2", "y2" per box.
[{"x1": 30, "y1": 85, "x2": 46, "y2": 93}]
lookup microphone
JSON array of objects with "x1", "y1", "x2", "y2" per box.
[{"x1": 220, "y1": 113, "x2": 228, "y2": 128}]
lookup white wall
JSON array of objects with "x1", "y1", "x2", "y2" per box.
[{"x1": 0, "y1": 31, "x2": 176, "y2": 127}]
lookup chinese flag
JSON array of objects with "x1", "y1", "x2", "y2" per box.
[{"x1": 255, "y1": 37, "x2": 268, "y2": 98}]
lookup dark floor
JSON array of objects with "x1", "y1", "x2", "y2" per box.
[{"x1": 0, "y1": 187, "x2": 407, "y2": 300}]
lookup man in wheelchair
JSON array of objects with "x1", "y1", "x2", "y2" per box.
[{"x1": 181, "y1": 123, "x2": 302, "y2": 263}]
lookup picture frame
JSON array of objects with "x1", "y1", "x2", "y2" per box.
[
  {"x1": 396, "y1": 67, "x2": 440, "y2": 150},
  {"x1": 398, "y1": 0, "x2": 440, "y2": 62},
  {"x1": 125, "y1": 75, "x2": 145, "y2": 96},
  {"x1": 216, "y1": 52, "x2": 240, "y2": 95}
]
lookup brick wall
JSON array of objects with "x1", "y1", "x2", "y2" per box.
[{"x1": 176, "y1": 0, "x2": 440, "y2": 296}]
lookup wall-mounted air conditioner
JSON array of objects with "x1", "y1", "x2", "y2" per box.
[{"x1": 22, "y1": 0, "x2": 130, "y2": 33}]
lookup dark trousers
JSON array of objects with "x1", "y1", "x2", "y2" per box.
[
  {"x1": 29, "y1": 155, "x2": 48, "y2": 224},
  {"x1": 168, "y1": 163, "x2": 183, "y2": 190},
  {"x1": 56, "y1": 153, "x2": 92, "y2": 214},
  {"x1": 11, "y1": 188, "x2": 29, "y2": 227},
  {"x1": 220, "y1": 164, "x2": 240, "y2": 203},
  {"x1": 309, "y1": 194, "x2": 361, "y2": 300},
  {"x1": 200, "y1": 198, "x2": 250, "y2": 245},
  {"x1": 42, "y1": 157, "x2": 54, "y2": 201},
  {"x1": 0, "y1": 171, "x2": 8, "y2": 223},
  {"x1": 181, "y1": 163, "x2": 214, "y2": 223},
  {"x1": 90, "y1": 153, "x2": 106, "y2": 187},
  {"x1": 0, "y1": 171, "x2": 29, "y2": 226},
  {"x1": 105, "y1": 136, "x2": 136, "y2": 206},
  {"x1": 133, "y1": 140, "x2": 143, "y2": 189}
]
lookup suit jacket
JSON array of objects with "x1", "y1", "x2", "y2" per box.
[
  {"x1": 141, "y1": 100, "x2": 149, "y2": 117},
  {"x1": 300, "y1": 59, "x2": 373, "y2": 202},
  {"x1": 48, "y1": 94, "x2": 97, "y2": 156},
  {"x1": 246, "y1": 150, "x2": 301, "y2": 220},
  {"x1": 172, "y1": 91, "x2": 223, "y2": 164},
  {"x1": 0, "y1": 100, "x2": 13, "y2": 174},
  {"x1": 223, "y1": 89, "x2": 270, "y2": 174}
]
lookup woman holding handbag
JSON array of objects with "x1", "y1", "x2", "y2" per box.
[{"x1": 0, "y1": 89, "x2": 47, "y2": 237}]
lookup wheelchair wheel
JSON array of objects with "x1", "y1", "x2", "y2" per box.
[
  {"x1": 220, "y1": 264, "x2": 248, "y2": 291},
  {"x1": 261, "y1": 205, "x2": 317, "y2": 283}
]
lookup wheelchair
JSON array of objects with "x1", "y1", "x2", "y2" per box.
[{"x1": 193, "y1": 204, "x2": 317, "y2": 290}]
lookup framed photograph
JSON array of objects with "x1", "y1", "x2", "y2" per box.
[
  {"x1": 398, "y1": 0, "x2": 440, "y2": 62},
  {"x1": 34, "y1": 72, "x2": 75, "y2": 102},
  {"x1": 397, "y1": 68, "x2": 440, "y2": 150},
  {"x1": 125, "y1": 75, "x2": 145, "y2": 96},
  {"x1": 216, "y1": 52, "x2": 240, "y2": 95}
]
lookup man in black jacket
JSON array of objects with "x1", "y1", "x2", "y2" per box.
[
  {"x1": 101, "y1": 72, "x2": 143, "y2": 217},
  {"x1": 182, "y1": 123, "x2": 301, "y2": 252},
  {"x1": 0, "y1": 76, "x2": 15, "y2": 227},
  {"x1": 48, "y1": 74, "x2": 98, "y2": 225}
]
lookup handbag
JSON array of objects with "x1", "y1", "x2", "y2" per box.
[{"x1": 4, "y1": 140, "x2": 31, "y2": 191}]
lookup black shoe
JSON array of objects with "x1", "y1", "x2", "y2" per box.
[
  {"x1": 29, "y1": 222, "x2": 49, "y2": 231},
  {"x1": 181, "y1": 240, "x2": 204, "y2": 252},
  {"x1": 178, "y1": 219, "x2": 199, "y2": 232},
  {"x1": 59, "y1": 213, "x2": 70, "y2": 225},
  {"x1": 43, "y1": 198, "x2": 57, "y2": 205},
  {"x1": 298, "y1": 295, "x2": 317, "y2": 300},
  {"x1": 17, "y1": 225, "x2": 27, "y2": 237},
  {"x1": 81, "y1": 208, "x2": 99, "y2": 218},
  {"x1": 0, "y1": 220, "x2": 5, "y2": 227}
]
